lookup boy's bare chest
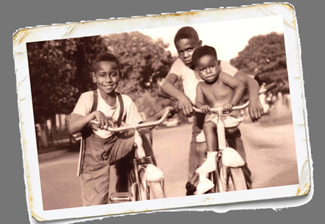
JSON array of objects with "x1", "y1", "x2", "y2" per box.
[{"x1": 202, "y1": 82, "x2": 233, "y2": 104}]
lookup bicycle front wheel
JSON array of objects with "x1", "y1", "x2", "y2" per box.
[{"x1": 229, "y1": 167, "x2": 247, "y2": 191}]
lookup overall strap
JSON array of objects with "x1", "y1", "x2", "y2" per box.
[
  {"x1": 116, "y1": 92, "x2": 124, "y2": 127},
  {"x1": 90, "y1": 90, "x2": 98, "y2": 113},
  {"x1": 81, "y1": 90, "x2": 98, "y2": 138}
]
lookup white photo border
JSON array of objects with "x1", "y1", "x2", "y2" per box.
[{"x1": 13, "y1": 3, "x2": 311, "y2": 222}]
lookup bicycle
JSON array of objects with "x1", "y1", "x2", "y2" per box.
[
  {"x1": 88, "y1": 107, "x2": 174, "y2": 203},
  {"x1": 193, "y1": 83, "x2": 277, "y2": 193}
]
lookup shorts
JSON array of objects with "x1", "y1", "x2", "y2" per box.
[
  {"x1": 205, "y1": 110, "x2": 243, "y2": 127},
  {"x1": 196, "y1": 111, "x2": 243, "y2": 142}
]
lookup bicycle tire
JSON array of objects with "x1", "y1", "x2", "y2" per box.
[
  {"x1": 227, "y1": 171, "x2": 235, "y2": 191},
  {"x1": 210, "y1": 171, "x2": 219, "y2": 193},
  {"x1": 148, "y1": 181, "x2": 165, "y2": 199},
  {"x1": 138, "y1": 169, "x2": 150, "y2": 200},
  {"x1": 216, "y1": 156, "x2": 229, "y2": 192},
  {"x1": 132, "y1": 182, "x2": 150, "y2": 201},
  {"x1": 229, "y1": 167, "x2": 247, "y2": 191},
  {"x1": 130, "y1": 182, "x2": 138, "y2": 201},
  {"x1": 130, "y1": 177, "x2": 149, "y2": 201}
]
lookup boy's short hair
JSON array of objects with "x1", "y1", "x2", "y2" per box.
[
  {"x1": 192, "y1": 45, "x2": 218, "y2": 66},
  {"x1": 174, "y1": 26, "x2": 200, "y2": 45},
  {"x1": 92, "y1": 52, "x2": 120, "y2": 72}
]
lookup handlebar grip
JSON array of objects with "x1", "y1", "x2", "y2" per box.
[
  {"x1": 258, "y1": 82, "x2": 277, "y2": 95},
  {"x1": 264, "y1": 83, "x2": 277, "y2": 92}
]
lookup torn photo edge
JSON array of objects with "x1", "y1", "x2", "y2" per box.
[{"x1": 13, "y1": 3, "x2": 312, "y2": 222}]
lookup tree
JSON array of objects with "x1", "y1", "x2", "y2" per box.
[
  {"x1": 101, "y1": 31, "x2": 175, "y2": 115},
  {"x1": 27, "y1": 31, "x2": 174, "y2": 123},
  {"x1": 230, "y1": 32, "x2": 289, "y2": 94},
  {"x1": 27, "y1": 36, "x2": 104, "y2": 124}
]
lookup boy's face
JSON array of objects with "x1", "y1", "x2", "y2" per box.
[
  {"x1": 195, "y1": 55, "x2": 221, "y2": 84},
  {"x1": 175, "y1": 38, "x2": 201, "y2": 67},
  {"x1": 92, "y1": 61, "x2": 119, "y2": 95}
]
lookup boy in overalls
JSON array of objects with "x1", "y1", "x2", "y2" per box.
[{"x1": 69, "y1": 52, "x2": 155, "y2": 206}]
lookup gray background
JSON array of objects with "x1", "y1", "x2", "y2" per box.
[{"x1": 2, "y1": 0, "x2": 321, "y2": 223}]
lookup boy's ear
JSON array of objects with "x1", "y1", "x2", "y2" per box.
[
  {"x1": 91, "y1": 72, "x2": 97, "y2": 83},
  {"x1": 199, "y1": 40, "x2": 202, "y2": 47}
]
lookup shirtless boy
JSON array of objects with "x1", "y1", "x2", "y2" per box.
[{"x1": 193, "y1": 45, "x2": 245, "y2": 194}]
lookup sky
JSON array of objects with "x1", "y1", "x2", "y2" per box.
[{"x1": 140, "y1": 16, "x2": 284, "y2": 62}]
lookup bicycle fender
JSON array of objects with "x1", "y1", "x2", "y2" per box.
[
  {"x1": 222, "y1": 147, "x2": 245, "y2": 167},
  {"x1": 144, "y1": 164, "x2": 164, "y2": 181}
]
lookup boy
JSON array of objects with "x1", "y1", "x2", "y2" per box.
[
  {"x1": 193, "y1": 45, "x2": 245, "y2": 194},
  {"x1": 160, "y1": 26, "x2": 262, "y2": 195},
  {"x1": 69, "y1": 52, "x2": 161, "y2": 206}
]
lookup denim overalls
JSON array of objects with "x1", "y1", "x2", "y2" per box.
[{"x1": 79, "y1": 91, "x2": 135, "y2": 206}]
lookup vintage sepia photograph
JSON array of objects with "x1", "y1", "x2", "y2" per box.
[{"x1": 14, "y1": 3, "x2": 310, "y2": 222}]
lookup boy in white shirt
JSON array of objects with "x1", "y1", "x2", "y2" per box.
[{"x1": 69, "y1": 52, "x2": 160, "y2": 205}]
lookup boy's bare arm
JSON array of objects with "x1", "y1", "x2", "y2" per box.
[
  {"x1": 221, "y1": 73, "x2": 245, "y2": 107},
  {"x1": 68, "y1": 111, "x2": 111, "y2": 135},
  {"x1": 157, "y1": 86, "x2": 175, "y2": 100},
  {"x1": 234, "y1": 71, "x2": 264, "y2": 120},
  {"x1": 68, "y1": 112, "x2": 96, "y2": 135},
  {"x1": 195, "y1": 83, "x2": 210, "y2": 113},
  {"x1": 160, "y1": 73, "x2": 181, "y2": 99},
  {"x1": 161, "y1": 73, "x2": 193, "y2": 116},
  {"x1": 195, "y1": 83, "x2": 205, "y2": 108}
]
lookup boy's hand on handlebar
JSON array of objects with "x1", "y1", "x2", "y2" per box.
[
  {"x1": 177, "y1": 95, "x2": 193, "y2": 117},
  {"x1": 106, "y1": 117, "x2": 118, "y2": 129},
  {"x1": 93, "y1": 111, "x2": 107, "y2": 129},
  {"x1": 223, "y1": 103, "x2": 233, "y2": 112},
  {"x1": 248, "y1": 100, "x2": 264, "y2": 122},
  {"x1": 199, "y1": 105, "x2": 210, "y2": 114},
  {"x1": 93, "y1": 111, "x2": 116, "y2": 129}
]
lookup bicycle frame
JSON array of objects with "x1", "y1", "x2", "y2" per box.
[{"x1": 216, "y1": 109, "x2": 238, "y2": 192}]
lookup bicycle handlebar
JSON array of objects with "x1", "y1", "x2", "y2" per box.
[
  {"x1": 193, "y1": 83, "x2": 277, "y2": 113},
  {"x1": 89, "y1": 106, "x2": 174, "y2": 132}
]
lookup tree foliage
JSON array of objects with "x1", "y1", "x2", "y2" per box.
[
  {"x1": 27, "y1": 32, "x2": 174, "y2": 123},
  {"x1": 230, "y1": 32, "x2": 289, "y2": 94},
  {"x1": 101, "y1": 32, "x2": 174, "y2": 98},
  {"x1": 27, "y1": 36, "x2": 102, "y2": 123}
]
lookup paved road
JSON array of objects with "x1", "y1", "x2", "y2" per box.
[
  {"x1": 39, "y1": 121, "x2": 299, "y2": 210},
  {"x1": 241, "y1": 121, "x2": 299, "y2": 189}
]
